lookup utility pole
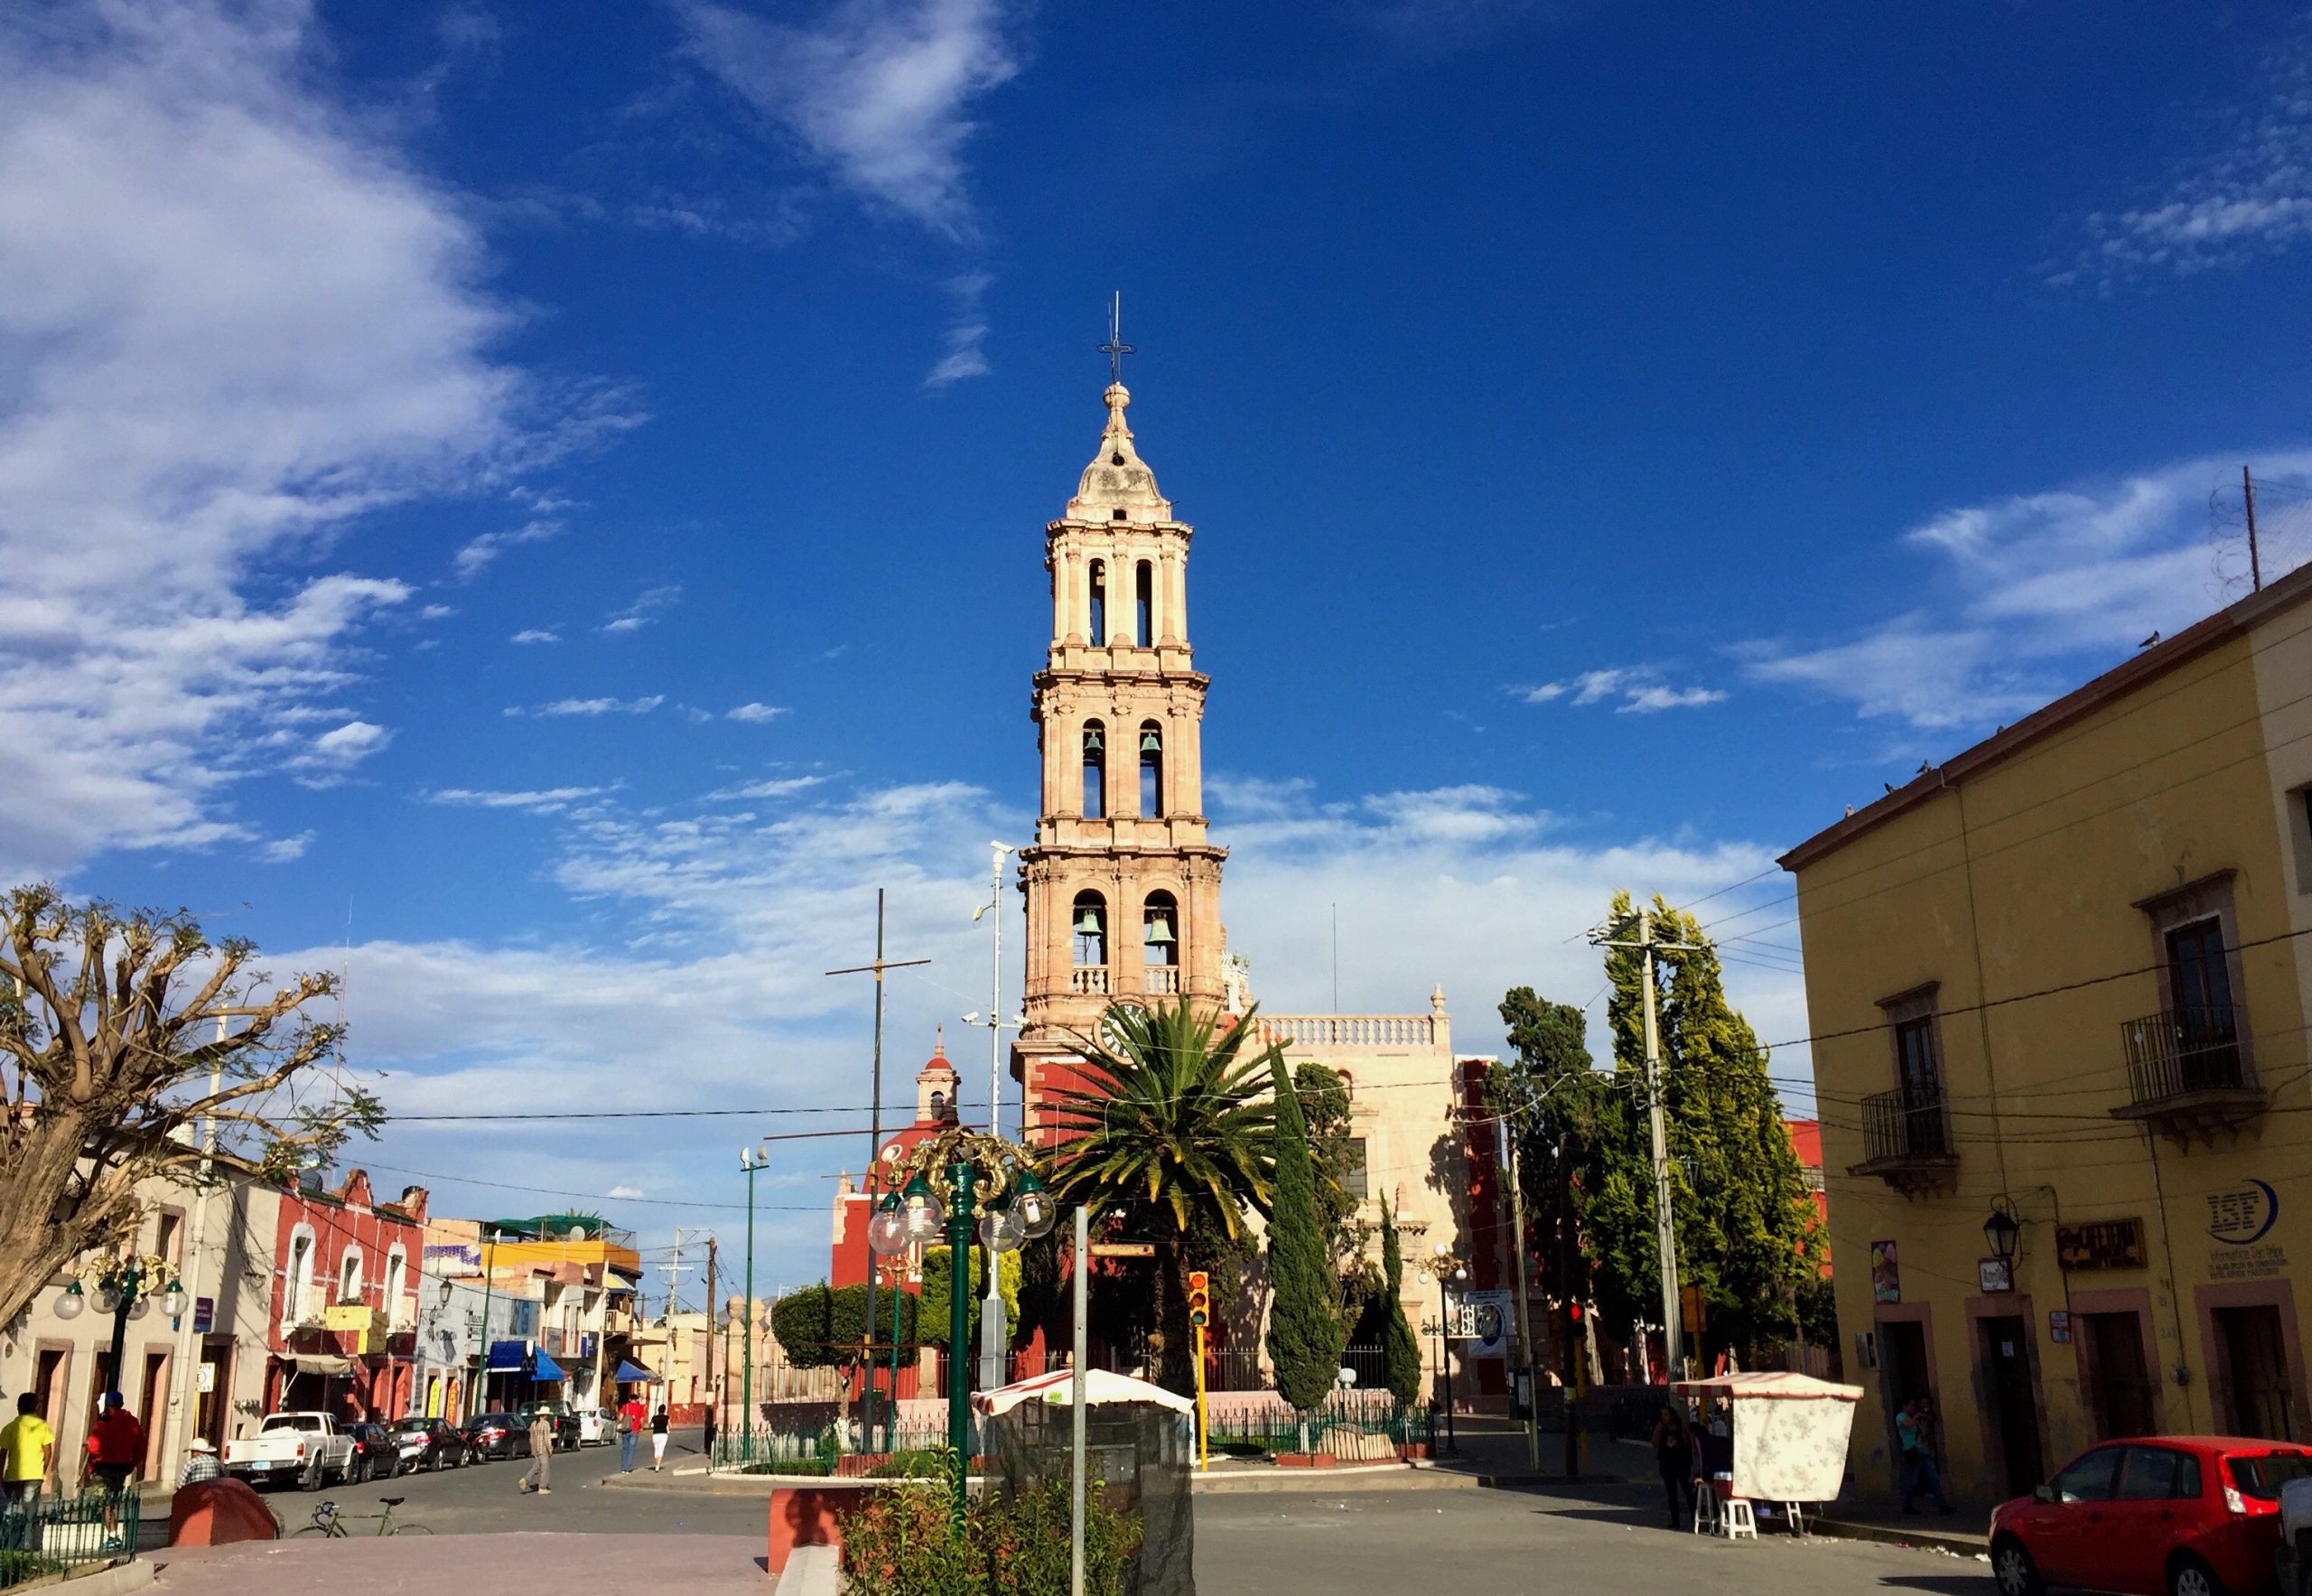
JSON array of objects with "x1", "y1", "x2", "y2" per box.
[
  {"x1": 705, "y1": 1235, "x2": 718, "y2": 1435},
  {"x1": 1589, "y1": 905, "x2": 1701, "y2": 1383},
  {"x1": 1556, "y1": 1130, "x2": 1579, "y2": 1479},
  {"x1": 162, "y1": 1014, "x2": 226, "y2": 1475},
  {"x1": 828, "y1": 898, "x2": 930, "y2": 1445},
  {"x1": 2246, "y1": 465, "x2": 2264, "y2": 593},
  {"x1": 973, "y1": 842, "x2": 1017, "y2": 1394},
  {"x1": 663, "y1": 1228, "x2": 693, "y2": 1319},
  {"x1": 1499, "y1": 1114, "x2": 1539, "y2": 1470}
]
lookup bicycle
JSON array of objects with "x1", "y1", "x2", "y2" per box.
[{"x1": 292, "y1": 1497, "x2": 433, "y2": 1537}]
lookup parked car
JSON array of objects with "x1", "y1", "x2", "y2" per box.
[
  {"x1": 463, "y1": 1411, "x2": 532, "y2": 1461},
  {"x1": 517, "y1": 1400, "x2": 581, "y2": 1452},
  {"x1": 390, "y1": 1415, "x2": 471, "y2": 1472},
  {"x1": 222, "y1": 1412, "x2": 359, "y2": 1491},
  {"x1": 1990, "y1": 1435, "x2": 2312, "y2": 1596},
  {"x1": 577, "y1": 1406, "x2": 613, "y2": 1446},
  {"x1": 341, "y1": 1421, "x2": 396, "y2": 1483}
]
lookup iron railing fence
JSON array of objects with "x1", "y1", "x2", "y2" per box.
[
  {"x1": 711, "y1": 1421, "x2": 984, "y2": 1472},
  {"x1": 1201, "y1": 1391, "x2": 1433, "y2": 1455},
  {"x1": 0, "y1": 1490, "x2": 141, "y2": 1589},
  {"x1": 1860, "y1": 1087, "x2": 1953, "y2": 1162},
  {"x1": 2121, "y1": 1004, "x2": 2255, "y2": 1105},
  {"x1": 1203, "y1": 1343, "x2": 1388, "y2": 1393}
]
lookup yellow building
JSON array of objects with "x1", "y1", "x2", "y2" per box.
[{"x1": 1782, "y1": 561, "x2": 2312, "y2": 1509}]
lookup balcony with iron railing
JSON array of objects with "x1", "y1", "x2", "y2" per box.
[
  {"x1": 2114, "y1": 1004, "x2": 2265, "y2": 1143},
  {"x1": 1849, "y1": 1087, "x2": 1957, "y2": 1195}
]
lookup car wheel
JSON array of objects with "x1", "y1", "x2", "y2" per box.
[
  {"x1": 2169, "y1": 1554, "x2": 2224, "y2": 1596},
  {"x1": 300, "y1": 1458, "x2": 323, "y2": 1492},
  {"x1": 1990, "y1": 1537, "x2": 2044, "y2": 1596}
]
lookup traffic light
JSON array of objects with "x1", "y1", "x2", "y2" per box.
[
  {"x1": 1187, "y1": 1270, "x2": 1210, "y2": 1328},
  {"x1": 1567, "y1": 1301, "x2": 1582, "y2": 1323}
]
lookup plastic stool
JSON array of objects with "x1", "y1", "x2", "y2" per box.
[
  {"x1": 1722, "y1": 1498, "x2": 1757, "y2": 1541},
  {"x1": 1691, "y1": 1491, "x2": 1718, "y2": 1535}
]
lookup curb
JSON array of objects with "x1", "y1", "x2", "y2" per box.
[
  {"x1": 1810, "y1": 1517, "x2": 1990, "y2": 1558},
  {"x1": 1189, "y1": 1465, "x2": 1478, "y2": 1494}
]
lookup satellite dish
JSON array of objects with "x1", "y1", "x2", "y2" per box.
[{"x1": 567, "y1": 1227, "x2": 587, "y2": 1242}]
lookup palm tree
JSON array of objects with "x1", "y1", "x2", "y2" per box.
[{"x1": 1044, "y1": 997, "x2": 1281, "y2": 1390}]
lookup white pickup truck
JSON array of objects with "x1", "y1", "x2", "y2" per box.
[{"x1": 222, "y1": 1412, "x2": 357, "y2": 1490}]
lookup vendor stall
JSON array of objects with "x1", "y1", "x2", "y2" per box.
[{"x1": 1672, "y1": 1370, "x2": 1863, "y2": 1537}]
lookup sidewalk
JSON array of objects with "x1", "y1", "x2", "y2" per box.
[
  {"x1": 1811, "y1": 1505, "x2": 1991, "y2": 1558},
  {"x1": 150, "y1": 1532, "x2": 768, "y2": 1593}
]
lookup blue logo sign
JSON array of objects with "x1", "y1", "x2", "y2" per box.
[{"x1": 2208, "y1": 1179, "x2": 2279, "y2": 1246}]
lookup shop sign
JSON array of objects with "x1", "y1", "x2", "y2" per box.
[
  {"x1": 2209, "y1": 1244, "x2": 2288, "y2": 1282},
  {"x1": 1978, "y1": 1257, "x2": 2014, "y2": 1293},
  {"x1": 2208, "y1": 1180, "x2": 2279, "y2": 1246},
  {"x1": 2056, "y1": 1218, "x2": 2147, "y2": 1271},
  {"x1": 1870, "y1": 1240, "x2": 1900, "y2": 1303},
  {"x1": 2048, "y1": 1310, "x2": 2071, "y2": 1344}
]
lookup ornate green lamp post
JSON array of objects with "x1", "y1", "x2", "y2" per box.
[
  {"x1": 867, "y1": 1125, "x2": 1055, "y2": 1530},
  {"x1": 57, "y1": 1251, "x2": 186, "y2": 1396}
]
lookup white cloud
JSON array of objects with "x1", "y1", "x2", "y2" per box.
[
  {"x1": 923, "y1": 270, "x2": 991, "y2": 389},
  {"x1": 726, "y1": 702, "x2": 786, "y2": 723},
  {"x1": 2050, "y1": 21, "x2": 2312, "y2": 285},
  {"x1": 1739, "y1": 450, "x2": 2312, "y2": 730},
  {"x1": 704, "y1": 775, "x2": 825, "y2": 799},
  {"x1": 427, "y1": 786, "x2": 608, "y2": 813},
  {"x1": 678, "y1": 0, "x2": 1022, "y2": 238},
  {"x1": 419, "y1": 604, "x2": 455, "y2": 621},
  {"x1": 602, "y1": 583, "x2": 681, "y2": 634},
  {"x1": 454, "y1": 518, "x2": 560, "y2": 579},
  {"x1": 1511, "y1": 666, "x2": 1725, "y2": 714},
  {"x1": 257, "y1": 831, "x2": 313, "y2": 864},
  {"x1": 507, "y1": 695, "x2": 667, "y2": 717},
  {"x1": 509, "y1": 629, "x2": 559, "y2": 644},
  {"x1": 0, "y1": 0, "x2": 567, "y2": 877},
  {"x1": 606, "y1": 1184, "x2": 646, "y2": 1200}
]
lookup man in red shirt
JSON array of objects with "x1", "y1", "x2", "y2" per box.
[
  {"x1": 618, "y1": 1395, "x2": 647, "y2": 1473},
  {"x1": 84, "y1": 1393, "x2": 144, "y2": 1549}
]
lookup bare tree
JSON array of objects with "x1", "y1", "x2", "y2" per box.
[{"x1": 0, "y1": 885, "x2": 381, "y2": 1326}]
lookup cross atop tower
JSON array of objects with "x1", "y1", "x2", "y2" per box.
[{"x1": 1098, "y1": 291, "x2": 1134, "y2": 385}]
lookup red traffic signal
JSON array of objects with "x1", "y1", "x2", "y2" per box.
[
  {"x1": 1567, "y1": 1302, "x2": 1583, "y2": 1322},
  {"x1": 1187, "y1": 1271, "x2": 1211, "y2": 1328}
]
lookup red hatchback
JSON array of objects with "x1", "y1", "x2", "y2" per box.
[{"x1": 1990, "y1": 1436, "x2": 2312, "y2": 1596}]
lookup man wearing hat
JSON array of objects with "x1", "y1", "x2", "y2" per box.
[{"x1": 176, "y1": 1439, "x2": 220, "y2": 1490}]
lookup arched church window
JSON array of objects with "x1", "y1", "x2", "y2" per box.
[
  {"x1": 1073, "y1": 891, "x2": 1108, "y2": 966},
  {"x1": 1088, "y1": 562, "x2": 1107, "y2": 642},
  {"x1": 1139, "y1": 721, "x2": 1163, "y2": 817},
  {"x1": 1082, "y1": 721, "x2": 1106, "y2": 818},
  {"x1": 1142, "y1": 891, "x2": 1178, "y2": 968},
  {"x1": 1135, "y1": 562, "x2": 1154, "y2": 647}
]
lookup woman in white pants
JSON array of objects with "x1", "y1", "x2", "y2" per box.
[{"x1": 650, "y1": 1406, "x2": 669, "y2": 1470}]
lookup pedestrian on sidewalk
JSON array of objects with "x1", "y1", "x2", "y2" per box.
[
  {"x1": 521, "y1": 1410, "x2": 554, "y2": 1495},
  {"x1": 1650, "y1": 1401, "x2": 1696, "y2": 1529},
  {"x1": 702, "y1": 1405, "x2": 717, "y2": 1475},
  {"x1": 3, "y1": 1393, "x2": 57, "y2": 1509},
  {"x1": 650, "y1": 1406, "x2": 669, "y2": 1471},
  {"x1": 619, "y1": 1393, "x2": 646, "y2": 1472},
  {"x1": 1897, "y1": 1397, "x2": 1952, "y2": 1515},
  {"x1": 83, "y1": 1393, "x2": 144, "y2": 1550}
]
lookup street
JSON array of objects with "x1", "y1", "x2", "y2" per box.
[{"x1": 148, "y1": 1430, "x2": 1990, "y2": 1596}]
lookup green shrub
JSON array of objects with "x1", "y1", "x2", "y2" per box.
[{"x1": 841, "y1": 1479, "x2": 1142, "y2": 1596}]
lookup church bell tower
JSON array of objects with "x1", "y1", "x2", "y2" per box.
[{"x1": 1015, "y1": 354, "x2": 1226, "y2": 1121}]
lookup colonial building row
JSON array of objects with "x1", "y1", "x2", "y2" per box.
[
  {"x1": 1786, "y1": 557, "x2": 2312, "y2": 1507},
  {"x1": 0, "y1": 1165, "x2": 643, "y2": 1487}
]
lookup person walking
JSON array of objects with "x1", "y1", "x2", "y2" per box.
[
  {"x1": 702, "y1": 1403, "x2": 717, "y2": 1475},
  {"x1": 1897, "y1": 1396, "x2": 1953, "y2": 1515},
  {"x1": 649, "y1": 1406, "x2": 669, "y2": 1471},
  {"x1": 520, "y1": 1408, "x2": 554, "y2": 1495},
  {"x1": 83, "y1": 1393, "x2": 144, "y2": 1550},
  {"x1": 619, "y1": 1393, "x2": 646, "y2": 1473},
  {"x1": 2, "y1": 1393, "x2": 57, "y2": 1508},
  {"x1": 1649, "y1": 1400, "x2": 1697, "y2": 1529}
]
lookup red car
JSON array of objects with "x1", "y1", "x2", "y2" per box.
[{"x1": 1990, "y1": 1436, "x2": 2312, "y2": 1596}]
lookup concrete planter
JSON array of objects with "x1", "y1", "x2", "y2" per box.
[{"x1": 1274, "y1": 1452, "x2": 1338, "y2": 1469}]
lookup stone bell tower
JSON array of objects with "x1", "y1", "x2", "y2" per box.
[{"x1": 1015, "y1": 374, "x2": 1226, "y2": 1127}]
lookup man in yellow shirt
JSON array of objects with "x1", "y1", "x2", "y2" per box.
[{"x1": 2, "y1": 1392, "x2": 58, "y2": 1506}]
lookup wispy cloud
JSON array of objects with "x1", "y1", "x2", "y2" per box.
[
  {"x1": 726, "y1": 702, "x2": 786, "y2": 723},
  {"x1": 510, "y1": 628, "x2": 560, "y2": 644},
  {"x1": 0, "y1": 0, "x2": 555, "y2": 877},
  {"x1": 704, "y1": 774, "x2": 825, "y2": 799},
  {"x1": 506, "y1": 695, "x2": 667, "y2": 717},
  {"x1": 257, "y1": 831, "x2": 314, "y2": 864},
  {"x1": 420, "y1": 604, "x2": 456, "y2": 621},
  {"x1": 1511, "y1": 667, "x2": 1726, "y2": 714},
  {"x1": 2048, "y1": 17, "x2": 2312, "y2": 286},
  {"x1": 677, "y1": 0, "x2": 1023, "y2": 239},
  {"x1": 606, "y1": 1184, "x2": 646, "y2": 1200},
  {"x1": 924, "y1": 270, "x2": 992, "y2": 389},
  {"x1": 1738, "y1": 450, "x2": 2312, "y2": 731},
  {"x1": 284, "y1": 719, "x2": 393, "y2": 787},
  {"x1": 455, "y1": 518, "x2": 561, "y2": 578},
  {"x1": 603, "y1": 584, "x2": 682, "y2": 633},
  {"x1": 428, "y1": 786, "x2": 608, "y2": 812}
]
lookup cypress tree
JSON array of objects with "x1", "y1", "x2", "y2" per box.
[
  {"x1": 1266, "y1": 1058, "x2": 1346, "y2": 1414},
  {"x1": 1378, "y1": 1199, "x2": 1424, "y2": 1406}
]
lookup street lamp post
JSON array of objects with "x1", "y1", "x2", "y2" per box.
[
  {"x1": 1418, "y1": 1244, "x2": 1467, "y2": 1456},
  {"x1": 739, "y1": 1142, "x2": 769, "y2": 1464},
  {"x1": 868, "y1": 1124, "x2": 1055, "y2": 1532},
  {"x1": 57, "y1": 1254, "x2": 185, "y2": 1403}
]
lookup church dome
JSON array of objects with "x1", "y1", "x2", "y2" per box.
[{"x1": 1065, "y1": 383, "x2": 1173, "y2": 524}]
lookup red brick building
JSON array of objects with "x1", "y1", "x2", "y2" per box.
[{"x1": 263, "y1": 1169, "x2": 427, "y2": 1420}]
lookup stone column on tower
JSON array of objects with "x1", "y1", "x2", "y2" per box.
[{"x1": 1014, "y1": 379, "x2": 1226, "y2": 1143}]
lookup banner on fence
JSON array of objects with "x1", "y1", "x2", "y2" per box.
[{"x1": 1448, "y1": 1290, "x2": 1513, "y2": 1357}]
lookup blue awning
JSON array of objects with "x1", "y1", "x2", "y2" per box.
[
  {"x1": 614, "y1": 1360, "x2": 659, "y2": 1382},
  {"x1": 531, "y1": 1350, "x2": 565, "y2": 1383},
  {"x1": 486, "y1": 1339, "x2": 527, "y2": 1373}
]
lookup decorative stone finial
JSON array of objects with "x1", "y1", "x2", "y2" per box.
[
  {"x1": 1066, "y1": 382, "x2": 1172, "y2": 523},
  {"x1": 1431, "y1": 983, "x2": 1448, "y2": 1015}
]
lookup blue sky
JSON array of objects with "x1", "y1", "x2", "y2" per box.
[{"x1": 8, "y1": 0, "x2": 2312, "y2": 1293}]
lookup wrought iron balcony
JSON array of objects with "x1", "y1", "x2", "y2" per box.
[
  {"x1": 1849, "y1": 1087, "x2": 1957, "y2": 1195},
  {"x1": 2114, "y1": 1004, "x2": 2264, "y2": 1143}
]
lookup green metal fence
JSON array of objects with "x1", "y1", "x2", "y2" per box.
[
  {"x1": 710, "y1": 1422, "x2": 983, "y2": 1473},
  {"x1": 0, "y1": 1490, "x2": 141, "y2": 1589},
  {"x1": 1202, "y1": 1393, "x2": 1434, "y2": 1456}
]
